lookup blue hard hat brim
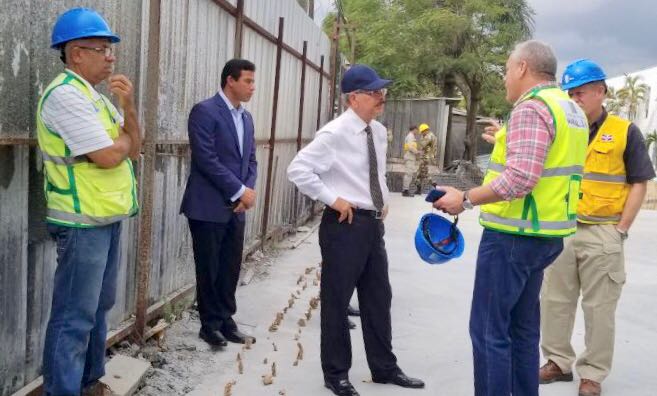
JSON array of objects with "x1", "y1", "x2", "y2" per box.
[
  {"x1": 51, "y1": 33, "x2": 121, "y2": 49},
  {"x1": 561, "y1": 77, "x2": 605, "y2": 91}
]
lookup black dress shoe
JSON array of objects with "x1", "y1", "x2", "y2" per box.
[
  {"x1": 347, "y1": 305, "x2": 360, "y2": 316},
  {"x1": 222, "y1": 328, "x2": 256, "y2": 344},
  {"x1": 372, "y1": 371, "x2": 425, "y2": 389},
  {"x1": 347, "y1": 318, "x2": 357, "y2": 330},
  {"x1": 324, "y1": 378, "x2": 360, "y2": 396},
  {"x1": 199, "y1": 328, "x2": 227, "y2": 347}
]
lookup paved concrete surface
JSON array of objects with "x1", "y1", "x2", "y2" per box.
[{"x1": 182, "y1": 194, "x2": 657, "y2": 396}]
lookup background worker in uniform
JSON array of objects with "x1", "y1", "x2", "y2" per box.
[
  {"x1": 433, "y1": 40, "x2": 589, "y2": 396},
  {"x1": 539, "y1": 59, "x2": 656, "y2": 396},
  {"x1": 416, "y1": 123, "x2": 437, "y2": 194},
  {"x1": 402, "y1": 125, "x2": 419, "y2": 197},
  {"x1": 38, "y1": 8, "x2": 141, "y2": 394}
]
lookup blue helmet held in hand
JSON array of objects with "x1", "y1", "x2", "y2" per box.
[
  {"x1": 415, "y1": 213, "x2": 464, "y2": 265},
  {"x1": 561, "y1": 59, "x2": 606, "y2": 90},
  {"x1": 51, "y1": 7, "x2": 120, "y2": 49}
]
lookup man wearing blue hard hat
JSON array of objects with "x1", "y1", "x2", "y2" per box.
[
  {"x1": 288, "y1": 64, "x2": 424, "y2": 396},
  {"x1": 539, "y1": 60, "x2": 655, "y2": 396},
  {"x1": 433, "y1": 40, "x2": 589, "y2": 396},
  {"x1": 38, "y1": 7, "x2": 141, "y2": 395}
]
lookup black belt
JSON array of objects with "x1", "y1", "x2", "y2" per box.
[{"x1": 326, "y1": 206, "x2": 384, "y2": 219}]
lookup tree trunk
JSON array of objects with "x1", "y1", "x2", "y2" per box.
[
  {"x1": 463, "y1": 85, "x2": 480, "y2": 162},
  {"x1": 441, "y1": 73, "x2": 457, "y2": 167}
]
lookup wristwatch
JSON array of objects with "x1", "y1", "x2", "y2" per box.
[{"x1": 462, "y1": 190, "x2": 474, "y2": 210}]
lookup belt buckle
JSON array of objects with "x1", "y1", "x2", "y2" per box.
[{"x1": 374, "y1": 210, "x2": 384, "y2": 219}]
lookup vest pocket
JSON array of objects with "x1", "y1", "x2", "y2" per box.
[
  {"x1": 589, "y1": 144, "x2": 613, "y2": 173},
  {"x1": 86, "y1": 164, "x2": 133, "y2": 217}
]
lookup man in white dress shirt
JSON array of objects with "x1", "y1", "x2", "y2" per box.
[{"x1": 288, "y1": 65, "x2": 425, "y2": 396}]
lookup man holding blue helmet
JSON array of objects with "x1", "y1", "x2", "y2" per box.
[
  {"x1": 539, "y1": 59, "x2": 655, "y2": 396},
  {"x1": 39, "y1": 7, "x2": 141, "y2": 395},
  {"x1": 433, "y1": 40, "x2": 589, "y2": 396}
]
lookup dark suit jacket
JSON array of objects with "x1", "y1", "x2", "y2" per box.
[{"x1": 180, "y1": 93, "x2": 257, "y2": 223}]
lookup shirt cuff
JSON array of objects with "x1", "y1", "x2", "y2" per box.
[
  {"x1": 317, "y1": 186, "x2": 339, "y2": 207},
  {"x1": 488, "y1": 178, "x2": 513, "y2": 201},
  {"x1": 230, "y1": 185, "x2": 246, "y2": 202}
]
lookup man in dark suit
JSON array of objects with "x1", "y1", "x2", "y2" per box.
[{"x1": 180, "y1": 59, "x2": 258, "y2": 347}]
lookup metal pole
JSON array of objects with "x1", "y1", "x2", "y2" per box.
[
  {"x1": 292, "y1": 41, "x2": 308, "y2": 225},
  {"x1": 134, "y1": 0, "x2": 161, "y2": 343},
  {"x1": 233, "y1": 0, "x2": 244, "y2": 58},
  {"x1": 316, "y1": 55, "x2": 324, "y2": 130},
  {"x1": 260, "y1": 17, "x2": 284, "y2": 248}
]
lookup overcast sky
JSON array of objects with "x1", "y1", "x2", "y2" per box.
[
  {"x1": 529, "y1": 0, "x2": 657, "y2": 78},
  {"x1": 314, "y1": 0, "x2": 657, "y2": 78}
]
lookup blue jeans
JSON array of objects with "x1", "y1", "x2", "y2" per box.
[
  {"x1": 43, "y1": 223, "x2": 122, "y2": 396},
  {"x1": 470, "y1": 229, "x2": 563, "y2": 396}
]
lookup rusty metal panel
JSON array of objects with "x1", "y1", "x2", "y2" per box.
[
  {"x1": 241, "y1": 26, "x2": 276, "y2": 141},
  {"x1": 0, "y1": 146, "x2": 29, "y2": 394},
  {"x1": 382, "y1": 98, "x2": 449, "y2": 168},
  {"x1": 158, "y1": 0, "x2": 236, "y2": 139},
  {"x1": 148, "y1": 153, "x2": 195, "y2": 303}
]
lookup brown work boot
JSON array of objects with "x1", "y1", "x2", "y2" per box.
[
  {"x1": 579, "y1": 379, "x2": 601, "y2": 396},
  {"x1": 539, "y1": 360, "x2": 573, "y2": 384}
]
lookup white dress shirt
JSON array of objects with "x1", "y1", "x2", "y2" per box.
[
  {"x1": 287, "y1": 108, "x2": 390, "y2": 210},
  {"x1": 218, "y1": 89, "x2": 247, "y2": 202}
]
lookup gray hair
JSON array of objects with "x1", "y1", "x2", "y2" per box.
[{"x1": 511, "y1": 40, "x2": 557, "y2": 79}]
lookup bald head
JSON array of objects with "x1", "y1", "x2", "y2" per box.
[{"x1": 510, "y1": 40, "x2": 557, "y2": 80}]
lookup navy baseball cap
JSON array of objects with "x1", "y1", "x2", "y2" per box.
[{"x1": 341, "y1": 64, "x2": 392, "y2": 93}]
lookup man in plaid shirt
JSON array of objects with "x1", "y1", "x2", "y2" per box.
[{"x1": 433, "y1": 40, "x2": 588, "y2": 396}]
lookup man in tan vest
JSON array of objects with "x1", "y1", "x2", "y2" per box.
[{"x1": 539, "y1": 59, "x2": 655, "y2": 396}]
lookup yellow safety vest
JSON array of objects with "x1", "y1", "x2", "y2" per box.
[
  {"x1": 577, "y1": 114, "x2": 630, "y2": 224},
  {"x1": 36, "y1": 71, "x2": 138, "y2": 227},
  {"x1": 479, "y1": 86, "x2": 589, "y2": 237}
]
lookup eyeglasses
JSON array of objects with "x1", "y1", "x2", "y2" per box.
[
  {"x1": 354, "y1": 88, "x2": 387, "y2": 98},
  {"x1": 75, "y1": 46, "x2": 114, "y2": 57}
]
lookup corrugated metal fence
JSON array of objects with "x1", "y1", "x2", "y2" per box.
[{"x1": 0, "y1": 0, "x2": 333, "y2": 394}]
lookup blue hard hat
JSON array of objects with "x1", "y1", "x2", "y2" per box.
[
  {"x1": 414, "y1": 213, "x2": 465, "y2": 265},
  {"x1": 341, "y1": 64, "x2": 392, "y2": 93},
  {"x1": 51, "y1": 7, "x2": 120, "y2": 48},
  {"x1": 561, "y1": 59, "x2": 606, "y2": 90}
]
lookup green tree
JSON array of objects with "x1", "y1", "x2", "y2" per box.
[
  {"x1": 618, "y1": 74, "x2": 650, "y2": 121},
  {"x1": 605, "y1": 86, "x2": 622, "y2": 115},
  {"x1": 646, "y1": 130, "x2": 657, "y2": 170},
  {"x1": 324, "y1": 0, "x2": 534, "y2": 161}
]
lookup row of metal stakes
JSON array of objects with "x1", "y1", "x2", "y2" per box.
[{"x1": 223, "y1": 264, "x2": 322, "y2": 395}]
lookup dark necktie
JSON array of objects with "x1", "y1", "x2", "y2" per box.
[{"x1": 365, "y1": 126, "x2": 384, "y2": 211}]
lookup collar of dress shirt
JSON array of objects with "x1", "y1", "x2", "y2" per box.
[
  {"x1": 344, "y1": 107, "x2": 372, "y2": 134},
  {"x1": 219, "y1": 89, "x2": 244, "y2": 115},
  {"x1": 64, "y1": 68, "x2": 102, "y2": 102},
  {"x1": 513, "y1": 81, "x2": 558, "y2": 107}
]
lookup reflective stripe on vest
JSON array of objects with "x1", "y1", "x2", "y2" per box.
[
  {"x1": 583, "y1": 172, "x2": 626, "y2": 183},
  {"x1": 480, "y1": 212, "x2": 577, "y2": 230},
  {"x1": 487, "y1": 162, "x2": 584, "y2": 177},
  {"x1": 47, "y1": 208, "x2": 130, "y2": 226},
  {"x1": 40, "y1": 151, "x2": 89, "y2": 166},
  {"x1": 577, "y1": 214, "x2": 622, "y2": 223}
]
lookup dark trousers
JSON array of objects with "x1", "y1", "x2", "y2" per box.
[
  {"x1": 470, "y1": 229, "x2": 563, "y2": 396},
  {"x1": 319, "y1": 208, "x2": 399, "y2": 381},
  {"x1": 188, "y1": 217, "x2": 245, "y2": 333}
]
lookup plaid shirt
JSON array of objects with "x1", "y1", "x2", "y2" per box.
[{"x1": 489, "y1": 83, "x2": 557, "y2": 201}]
